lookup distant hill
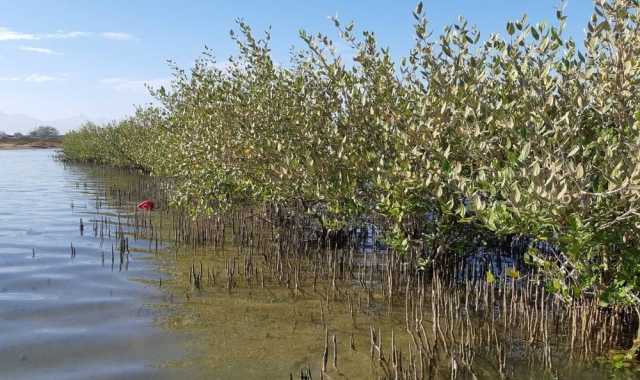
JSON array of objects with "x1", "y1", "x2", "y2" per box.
[{"x1": 0, "y1": 111, "x2": 106, "y2": 135}]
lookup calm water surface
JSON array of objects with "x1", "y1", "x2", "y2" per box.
[
  {"x1": 0, "y1": 149, "x2": 187, "y2": 380},
  {"x1": 2, "y1": 150, "x2": 637, "y2": 380}
]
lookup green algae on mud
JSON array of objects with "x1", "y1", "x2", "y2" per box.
[
  {"x1": 155, "y1": 248, "x2": 402, "y2": 379},
  {"x1": 79, "y1": 165, "x2": 640, "y2": 380},
  {"x1": 152, "y1": 247, "x2": 640, "y2": 380}
]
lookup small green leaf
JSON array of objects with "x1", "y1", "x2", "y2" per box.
[
  {"x1": 486, "y1": 271, "x2": 495, "y2": 284},
  {"x1": 531, "y1": 27, "x2": 539, "y2": 40}
]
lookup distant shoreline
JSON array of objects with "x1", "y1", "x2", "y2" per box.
[{"x1": 0, "y1": 139, "x2": 62, "y2": 150}]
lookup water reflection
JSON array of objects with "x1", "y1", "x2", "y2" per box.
[{"x1": 0, "y1": 149, "x2": 187, "y2": 380}]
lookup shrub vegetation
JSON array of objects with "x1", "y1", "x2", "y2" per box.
[{"x1": 63, "y1": 0, "x2": 640, "y2": 346}]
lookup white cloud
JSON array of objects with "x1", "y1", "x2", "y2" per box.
[
  {"x1": 100, "y1": 77, "x2": 168, "y2": 92},
  {"x1": 20, "y1": 46, "x2": 63, "y2": 55},
  {"x1": 24, "y1": 74, "x2": 65, "y2": 83},
  {"x1": 0, "y1": 26, "x2": 135, "y2": 42},
  {"x1": 0, "y1": 26, "x2": 89, "y2": 41},
  {"x1": 0, "y1": 27, "x2": 37, "y2": 41},
  {"x1": 0, "y1": 75, "x2": 21, "y2": 81},
  {"x1": 100, "y1": 32, "x2": 135, "y2": 41},
  {"x1": 44, "y1": 31, "x2": 92, "y2": 39},
  {"x1": 0, "y1": 73, "x2": 65, "y2": 83}
]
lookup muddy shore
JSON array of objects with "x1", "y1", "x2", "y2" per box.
[{"x1": 0, "y1": 139, "x2": 62, "y2": 150}]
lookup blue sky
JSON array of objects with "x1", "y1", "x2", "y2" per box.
[{"x1": 0, "y1": 1, "x2": 595, "y2": 126}]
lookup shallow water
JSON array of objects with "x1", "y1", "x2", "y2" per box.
[
  {"x1": 1, "y1": 150, "x2": 638, "y2": 380},
  {"x1": 0, "y1": 149, "x2": 187, "y2": 379}
]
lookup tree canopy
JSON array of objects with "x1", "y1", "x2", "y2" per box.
[
  {"x1": 29, "y1": 126, "x2": 60, "y2": 139},
  {"x1": 62, "y1": 0, "x2": 640, "y2": 325}
]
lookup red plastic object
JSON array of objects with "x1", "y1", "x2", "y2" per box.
[{"x1": 137, "y1": 200, "x2": 154, "y2": 211}]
